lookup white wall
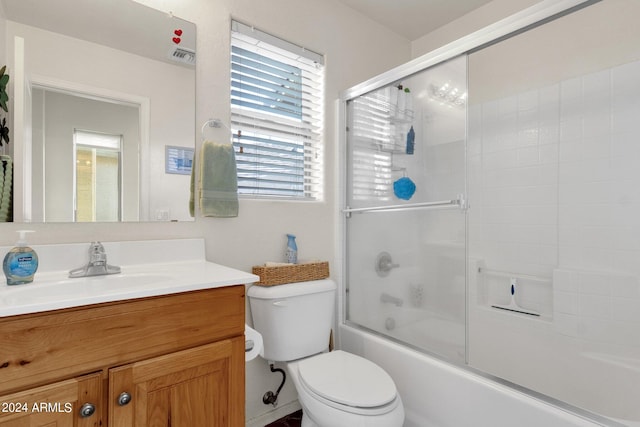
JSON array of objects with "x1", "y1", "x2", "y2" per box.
[
  {"x1": 1, "y1": 0, "x2": 411, "y2": 423},
  {"x1": 411, "y1": 0, "x2": 543, "y2": 59},
  {"x1": 0, "y1": 3, "x2": 5, "y2": 71}
]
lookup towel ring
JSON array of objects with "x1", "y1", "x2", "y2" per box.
[{"x1": 201, "y1": 118, "x2": 232, "y2": 142}]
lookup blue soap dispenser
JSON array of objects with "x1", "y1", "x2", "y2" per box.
[{"x1": 3, "y1": 230, "x2": 39, "y2": 285}]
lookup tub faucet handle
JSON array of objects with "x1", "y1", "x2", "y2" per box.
[{"x1": 375, "y1": 252, "x2": 399, "y2": 277}]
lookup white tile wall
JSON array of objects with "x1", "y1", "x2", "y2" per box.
[
  {"x1": 470, "y1": 58, "x2": 640, "y2": 351},
  {"x1": 468, "y1": 87, "x2": 560, "y2": 282},
  {"x1": 553, "y1": 268, "x2": 640, "y2": 347}
]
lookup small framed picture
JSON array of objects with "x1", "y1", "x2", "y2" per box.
[{"x1": 165, "y1": 145, "x2": 194, "y2": 175}]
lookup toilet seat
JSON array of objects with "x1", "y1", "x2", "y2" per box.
[{"x1": 297, "y1": 350, "x2": 398, "y2": 414}]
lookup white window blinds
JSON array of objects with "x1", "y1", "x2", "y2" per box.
[
  {"x1": 230, "y1": 21, "x2": 324, "y2": 200},
  {"x1": 348, "y1": 91, "x2": 397, "y2": 202}
]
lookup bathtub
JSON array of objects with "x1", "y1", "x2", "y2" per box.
[
  {"x1": 339, "y1": 324, "x2": 622, "y2": 427},
  {"x1": 581, "y1": 353, "x2": 640, "y2": 427},
  {"x1": 467, "y1": 300, "x2": 640, "y2": 427},
  {"x1": 369, "y1": 306, "x2": 466, "y2": 363}
]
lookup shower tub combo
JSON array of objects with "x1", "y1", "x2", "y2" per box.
[{"x1": 339, "y1": 0, "x2": 640, "y2": 426}]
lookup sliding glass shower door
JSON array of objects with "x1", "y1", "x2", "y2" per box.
[{"x1": 344, "y1": 55, "x2": 468, "y2": 362}]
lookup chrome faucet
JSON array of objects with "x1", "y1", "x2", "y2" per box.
[
  {"x1": 380, "y1": 292, "x2": 403, "y2": 307},
  {"x1": 68, "y1": 242, "x2": 121, "y2": 278}
]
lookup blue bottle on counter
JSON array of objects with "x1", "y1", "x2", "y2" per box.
[{"x1": 3, "y1": 230, "x2": 39, "y2": 285}]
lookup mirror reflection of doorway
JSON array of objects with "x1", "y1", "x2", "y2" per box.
[
  {"x1": 31, "y1": 86, "x2": 141, "y2": 223},
  {"x1": 74, "y1": 130, "x2": 122, "y2": 222}
]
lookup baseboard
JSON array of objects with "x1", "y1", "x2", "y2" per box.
[{"x1": 246, "y1": 400, "x2": 303, "y2": 427}]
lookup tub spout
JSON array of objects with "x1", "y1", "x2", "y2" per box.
[{"x1": 381, "y1": 292, "x2": 403, "y2": 307}]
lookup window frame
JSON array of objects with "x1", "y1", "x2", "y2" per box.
[{"x1": 230, "y1": 20, "x2": 325, "y2": 201}]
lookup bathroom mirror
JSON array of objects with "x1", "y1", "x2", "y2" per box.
[{"x1": 1, "y1": 0, "x2": 196, "y2": 222}]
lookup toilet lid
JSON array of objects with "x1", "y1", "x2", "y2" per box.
[{"x1": 298, "y1": 350, "x2": 397, "y2": 408}]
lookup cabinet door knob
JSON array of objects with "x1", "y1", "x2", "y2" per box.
[
  {"x1": 118, "y1": 391, "x2": 132, "y2": 406},
  {"x1": 79, "y1": 402, "x2": 96, "y2": 418}
]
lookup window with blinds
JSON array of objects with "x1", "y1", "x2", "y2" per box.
[{"x1": 230, "y1": 21, "x2": 325, "y2": 200}]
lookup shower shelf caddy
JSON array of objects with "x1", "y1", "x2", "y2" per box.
[
  {"x1": 349, "y1": 84, "x2": 414, "y2": 154},
  {"x1": 477, "y1": 267, "x2": 552, "y2": 318}
]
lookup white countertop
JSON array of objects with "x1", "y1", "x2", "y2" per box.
[
  {"x1": 0, "y1": 260, "x2": 258, "y2": 317},
  {"x1": 0, "y1": 239, "x2": 259, "y2": 317}
]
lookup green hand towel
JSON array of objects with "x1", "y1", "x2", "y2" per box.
[{"x1": 199, "y1": 141, "x2": 239, "y2": 218}]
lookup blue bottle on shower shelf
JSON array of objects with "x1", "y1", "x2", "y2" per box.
[
  {"x1": 406, "y1": 125, "x2": 415, "y2": 154},
  {"x1": 285, "y1": 234, "x2": 298, "y2": 264}
]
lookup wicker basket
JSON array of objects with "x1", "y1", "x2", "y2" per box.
[{"x1": 252, "y1": 261, "x2": 330, "y2": 286}]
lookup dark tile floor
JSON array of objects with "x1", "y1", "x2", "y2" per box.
[{"x1": 264, "y1": 409, "x2": 303, "y2": 427}]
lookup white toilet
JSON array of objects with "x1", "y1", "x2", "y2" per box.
[{"x1": 247, "y1": 279, "x2": 404, "y2": 427}]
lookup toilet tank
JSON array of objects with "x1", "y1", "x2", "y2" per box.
[{"x1": 247, "y1": 279, "x2": 336, "y2": 362}]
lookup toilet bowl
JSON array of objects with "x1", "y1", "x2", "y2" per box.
[
  {"x1": 288, "y1": 350, "x2": 404, "y2": 427},
  {"x1": 247, "y1": 279, "x2": 405, "y2": 427}
]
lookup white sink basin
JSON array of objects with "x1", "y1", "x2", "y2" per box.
[
  {"x1": 1, "y1": 272, "x2": 173, "y2": 305},
  {"x1": 0, "y1": 259, "x2": 258, "y2": 317},
  {"x1": 45, "y1": 271, "x2": 175, "y2": 290}
]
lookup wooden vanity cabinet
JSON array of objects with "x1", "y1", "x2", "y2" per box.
[
  {"x1": 0, "y1": 372, "x2": 102, "y2": 427},
  {"x1": 110, "y1": 338, "x2": 243, "y2": 426},
  {"x1": 0, "y1": 285, "x2": 246, "y2": 427}
]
